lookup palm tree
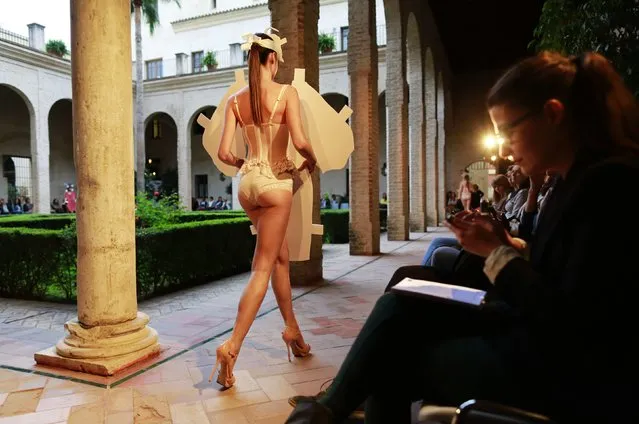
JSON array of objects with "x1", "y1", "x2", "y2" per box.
[{"x1": 132, "y1": 0, "x2": 181, "y2": 195}]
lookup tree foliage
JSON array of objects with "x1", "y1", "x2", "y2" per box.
[{"x1": 531, "y1": 0, "x2": 639, "y2": 95}]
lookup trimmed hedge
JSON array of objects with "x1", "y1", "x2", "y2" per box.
[
  {"x1": 0, "y1": 208, "x2": 387, "y2": 301},
  {"x1": 0, "y1": 214, "x2": 75, "y2": 230},
  {"x1": 0, "y1": 217, "x2": 255, "y2": 301}
]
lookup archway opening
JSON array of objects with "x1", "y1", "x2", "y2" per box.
[
  {"x1": 144, "y1": 112, "x2": 178, "y2": 195},
  {"x1": 189, "y1": 106, "x2": 228, "y2": 208},
  {"x1": 466, "y1": 160, "x2": 496, "y2": 202},
  {"x1": 0, "y1": 84, "x2": 33, "y2": 209},
  {"x1": 49, "y1": 99, "x2": 74, "y2": 207},
  {"x1": 378, "y1": 90, "x2": 387, "y2": 203}
]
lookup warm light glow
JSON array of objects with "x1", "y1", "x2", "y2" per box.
[
  {"x1": 148, "y1": 159, "x2": 153, "y2": 164},
  {"x1": 507, "y1": 155, "x2": 514, "y2": 161},
  {"x1": 484, "y1": 135, "x2": 497, "y2": 149},
  {"x1": 490, "y1": 155, "x2": 497, "y2": 161},
  {"x1": 497, "y1": 136, "x2": 505, "y2": 145}
]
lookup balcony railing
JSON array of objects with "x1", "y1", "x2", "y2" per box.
[
  {"x1": 0, "y1": 27, "x2": 29, "y2": 47},
  {"x1": 134, "y1": 25, "x2": 387, "y2": 81}
]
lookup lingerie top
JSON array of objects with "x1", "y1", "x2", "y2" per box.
[{"x1": 233, "y1": 85, "x2": 297, "y2": 179}]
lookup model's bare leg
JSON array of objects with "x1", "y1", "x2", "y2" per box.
[
  {"x1": 270, "y1": 238, "x2": 297, "y2": 327},
  {"x1": 231, "y1": 190, "x2": 292, "y2": 348},
  {"x1": 211, "y1": 189, "x2": 293, "y2": 387}
]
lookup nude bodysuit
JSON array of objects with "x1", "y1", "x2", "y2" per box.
[{"x1": 234, "y1": 85, "x2": 298, "y2": 206}]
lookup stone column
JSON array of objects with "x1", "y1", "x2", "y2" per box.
[
  {"x1": 35, "y1": 0, "x2": 160, "y2": 376},
  {"x1": 407, "y1": 46, "x2": 426, "y2": 232},
  {"x1": 177, "y1": 120, "x2": 191, "y2": 209},
  {"x1": 269, "y1": 0, "x2": 322, "y2": 284},
  {"x1": 437, "y1": 72, "x2": 446, "y2": 221},
  {"x1": 348, "y1": 0, "x2": 380, "y2": 255},
  {"x1": 31, "y1": 105, "x2": 51, "y2": 214},
  {"x1": 385, "y1": 12, "x2": 409, "y2": 240},
  {"x1": 425, "y1": 51, "x2": 438, "y2": 227}
]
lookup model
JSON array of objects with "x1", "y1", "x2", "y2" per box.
[{"x1": 208, "y1": 29, "x2": 317, "y2": 388}]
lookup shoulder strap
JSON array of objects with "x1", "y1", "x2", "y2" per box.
[
  {"x1": 269, "y1": 85, "x2": 288, "y2": 123},
  {"x1": 233, "y1": 96, "x2": 244, "y2": 125}
]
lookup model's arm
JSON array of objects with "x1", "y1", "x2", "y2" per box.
[
  {"x1": 286, "y1": 87, "x2": 317, "y2": 166},
  {"x1": 217, "y1": 98, "x2": 243, "y2": 168}
]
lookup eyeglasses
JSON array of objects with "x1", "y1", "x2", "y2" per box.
[{"x1": 497, "y1": 110, "x2": 539, "y2": 140}]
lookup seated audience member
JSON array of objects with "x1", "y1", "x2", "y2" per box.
[{"x1": 286, "y1": 51, "x2": 639, "y2": 424}]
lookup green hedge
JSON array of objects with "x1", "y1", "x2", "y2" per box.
[
  {"x1": 321, "y1": 210, "x2": 349, "y2": 243},
  {"x1": 0, "y1": 208, "x2": 387, "y2": 302},
  {"x1": 0, "y1": 214, "x2": 76, "y2": 230},
  {"x1": 0, "y1": 217, "x2": 255, "y2": 301}
]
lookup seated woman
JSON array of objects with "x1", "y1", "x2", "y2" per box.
[{"x1": 286, "y1": 51, "x2": 639, "y2": 423}]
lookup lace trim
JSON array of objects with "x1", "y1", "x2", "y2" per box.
[{"x1": 239, "y1": 158, "x2": 297, "y2": 178}]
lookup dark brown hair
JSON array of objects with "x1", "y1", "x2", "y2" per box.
[
  {"x1": 487, "y1": 51, "x2": 639, "y2": 156},
  {"x1": 248, "y1": 33, "x2": 276, "y2": 124}
]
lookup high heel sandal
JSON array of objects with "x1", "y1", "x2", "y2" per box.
[
  {"x1": 209, "y1": 340, "x2": 238, "y2": 388},
  {"x1": 282, "y1": 326, "x2": 311, "y2": 362}
]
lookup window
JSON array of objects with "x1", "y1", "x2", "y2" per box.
[
  {"x1": 152, "y1": 118, "x2": 162, "y2": 139},
  {"x1": 145, "y1": 59, "x2": 163, "y2": 79},
  {"x1": 340, "y1": 26, "x2": 349, "y2": 51},
  {"x1": 192, "y1": 51, "x2": 204, "y2": 73},
  {"x1": 211, "y1": 0, "x2": 217, "y2": 8},
  {"x1": 243, "y1": 50, "x2": 249, "y2": 64}
]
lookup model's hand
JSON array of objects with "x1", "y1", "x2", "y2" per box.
[{"x1": 298, "y1": 159, "x2": 316, "y2": 174}]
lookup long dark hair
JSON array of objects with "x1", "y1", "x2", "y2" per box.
[
  {"x1": 248, "y1": 33, "x2": 276, "y2": 124},
  {"x1": 487, "y1": 51, "x2": 639, "y2": 156}
]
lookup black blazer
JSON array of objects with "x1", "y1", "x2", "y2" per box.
[{"x1": 493, "y1": 153, "x2": 639, "y2": 422}]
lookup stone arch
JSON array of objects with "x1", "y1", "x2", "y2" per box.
[
  {"x1": 424, "y1": 47, "x2": 438, "y2": 226},
  {"x1": 0, "y1": 84, "x2": 36, "y2": 205},
  {"x1": 48, "y1": 99, "x2": 74, "y2": 205},
  {"x1": 320, "y1": 93, "x2": 350, "y2": 200},
  {"x1": 437, "y1": 71, "x2": 447, "y2": 219},
  {"x1": 144, "y1": 112, "x2": 178, "y2": 194},
  {"x1": 188, "y1": 105, "x2": 227, "y2": 202},
  {"x1": 406, "y1": 12, "x2": 426, "y2": 231},
  {"x1": 466, "y1": 160, "x2": 496, "y2": 202}
]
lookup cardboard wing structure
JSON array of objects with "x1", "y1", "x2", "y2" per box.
[{"x1": 198, "y1": 68, "x2": 354, "y2": 262}]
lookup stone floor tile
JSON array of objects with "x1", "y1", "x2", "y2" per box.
[
  {"x1": 35, "y1": 390, "x2": 104, "y2": 412},
  {"x1": 169, "y1": 400, "x2": 209, "y2": 424},
  {"x1": 0, "y1": 394, "x2": 6, "y2": 407},
  {"x1": 281, "y1": 366, "x2": 336, "y2": 385},
  {"x1": 0, "y1": 388, "x2": 42, "y2": 417},
  {"x1": 207, "y1": 408, "x2": 249, "y2": 424},
  {"x1": 241, "y1": 399, "x2": 292, "y2": 423},
  {"x1": 133, "y1": 392, "x2": 172, "y2": 424},
  {"x1": 202, "y1": 390, "x2": 269, "y2": 412},
  {"x1": 0, "y1": 407, "x2": 70, "y2": 424},
  {"x1": 67, "y1": 401, "x2": 106, "y2": 424},
  {"x1": 255, "y1": 376, "x2": 297, "y2": 401},
  {"x1": 107, "y1": 411, "x2": 135, "y2": 424}
]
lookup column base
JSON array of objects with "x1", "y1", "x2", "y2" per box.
[
  {"x1": 34, "y1": 342, "x2": 160, "y2": 377},
  {"x1": 34, "y1": 311, "x2": 160, "y2": 376}
]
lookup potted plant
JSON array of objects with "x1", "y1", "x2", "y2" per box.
[
  {"x1": 46, "y1": 40, "x2": 67, "y2": 58},
  {"x1": 318, "y1": 33, "x2": 336, "y2": 54},
  {"x1": 202, "y1": 51, "x2": 218, "y2": 71}
]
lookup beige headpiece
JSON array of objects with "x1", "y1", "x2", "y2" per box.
[{"x1": 240, "y1": 27, "x2": 287, "y2": 62}]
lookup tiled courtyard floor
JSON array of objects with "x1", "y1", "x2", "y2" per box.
[{"x1": 0, "y1": 229, "x2": 449, "y2": 423}]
